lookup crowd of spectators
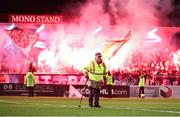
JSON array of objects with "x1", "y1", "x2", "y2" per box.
[
  {"x1": 0, "y1": 45, "x2": 180, "y2": 85},
  {"x1": 116, "y1": 46, "x2": 180, "y2": 85}
]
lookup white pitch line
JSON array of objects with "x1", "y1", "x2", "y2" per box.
[
  {"x1": 41, "y1": 103, "x2": 180, "y2": 114},
  {"x1": 29, "y1": 103, "x2": 180, "y2": 114},
  {"x1": 107, "y1": 106, "x2": 180, "y2": 114},
  {"x1": 0, "y1": 99, "x2": 21, "y2": 104},
  {"x1": 42, "y1": 103, "x2": 78, "y2": 108},
  {"x1": 0, "y1": 99, "x2": 180, "y2": 115}
]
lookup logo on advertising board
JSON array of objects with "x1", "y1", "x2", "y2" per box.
[
  {"x1": 159, "y1": 86, "x2": 173, "y2": 98},
  {"x1": 0, "y1": 84, "x2": 69, "y2": 96},
  {"x1": 71, "y1": 85, "x2": 129, "y2": 97},
  {"x1": 135, "y1": 87, "x2": 159, "y2": 97}
]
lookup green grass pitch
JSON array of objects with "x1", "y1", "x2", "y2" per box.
[{"x1": 0, "y1": 96, "x2": 180, "y2": 116}]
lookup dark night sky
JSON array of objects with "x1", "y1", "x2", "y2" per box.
[
  {"x1": 0, "y1": 0, "x2": 179, "y2": 13},
  {"x1": 0, "y1": 0, "x2": 179, "y2": 26},
  {"x1": 0, "y1": 0, "x2": 87, "y2": 14}
]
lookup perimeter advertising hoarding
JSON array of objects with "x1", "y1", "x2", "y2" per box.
[
  {"x1": 0, "y1": 74, "x2": 87, "y2": 85},
  {"x1": 0, "y1": 83, "x2": 129, "y2": 97},
  {"x1": 1, "y1": 83, "x2": 180, "y2": 97},
  {"x1": 0, "y1": 74, "x2": 179, "y2": 86},
  {"x1": 130, "y1": 86, "x2": 160, "y2": 97},
  {"x1": 130, "y1": 86, "x2": 180, "y2": 98},
  {"x1": 0, "y1": 83, "x2": 69, "y2": 96}
]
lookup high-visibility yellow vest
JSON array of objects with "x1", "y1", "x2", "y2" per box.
[
  {"x1": 84, "y1": 61, "x2": 107, "y2": 81},
  {"x1": 106, "y1": 75, "x2": 113, "y2": 85},
  {"x1": 138, "y1": 75, "x2": 145, "y2": 87},
  {"x1": 24, "y1": 72, "x2": 36, "y2": 87}
]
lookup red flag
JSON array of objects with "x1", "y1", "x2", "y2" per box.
[{"x1": 6, "y1": 28, "x2": 39, "y2": 53}]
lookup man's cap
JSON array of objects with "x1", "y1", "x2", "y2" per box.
[{"x1": 95, "y1": 52, "x2": 102, "y2": 57}]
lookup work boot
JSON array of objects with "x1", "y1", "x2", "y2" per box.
[
  {"x1": 94, "y1": 105, "x2": 101, "y2": 108},
  {"x1": 89, "y1": 103, "x2": 93, "y2": 107}
]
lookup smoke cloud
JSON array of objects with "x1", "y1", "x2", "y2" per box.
[{"x1": 37, "y1": 0, "x2": 175, "y2": 72}]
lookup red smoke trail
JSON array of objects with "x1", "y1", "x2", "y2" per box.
[{"x1": 37, "y1": 0, "x2": 173, "y2": 73}]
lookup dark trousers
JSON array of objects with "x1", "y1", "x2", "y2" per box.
[
  {"x1": 139, "y1": 86, "x2": 144, "y2": 97},
  {"x1": 107, "y1": 85, "x2": 112, "y2": 97},
  {"x1": 89, "y1": 87, "x2": 100, "y2": 106},
  {"x1": 27, "y1": 87, "x2": 34, "y2": 96}
]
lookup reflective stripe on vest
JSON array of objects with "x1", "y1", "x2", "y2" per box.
[
  {"x1": 138, "y1": 75, "x2": 145, "y2": 87},
  {"x1": 88, "y1": 61, "x2": 107, "y2": 81},
  {"x1": 89, "y1": 61, "x2": 107, "y2": 75},
  {"x1": 106, "y1": 75, "x2": 113, "y2": 85}
]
